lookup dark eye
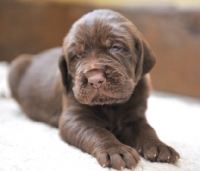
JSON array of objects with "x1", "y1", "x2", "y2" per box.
[
  {"x1": 72, "y1": 55, "x2": 81, "y2": 59},
  {"x1": 111, "y1": 45, "x2": 121, "y2": 52},
  {"x1": 76, "y1": 55, "x2": 81, "y2": 59}
]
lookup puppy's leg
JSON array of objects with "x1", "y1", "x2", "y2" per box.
[
  {"x1": 118, "y1": 116, "x2": 180, "y2": 163},
  {"x1": 9, "y1": 52, "x2": 62, "y2": 128},
  {"x1": 8, "y1": 54, "x2": 32, "y2": 102},
  {"x1": 135, "y1": 119, "x2": 179, "y2": 163},
  {"x1": 59, "y1": 108, "x2": 141, "y2": 170},
  {"x1": 116, "y1": 75, "x2": 180, "y2": 163}
]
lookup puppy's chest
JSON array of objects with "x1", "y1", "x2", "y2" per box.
[{"x1": 96, "y1": 106, "x2": 128, "y2": 134}]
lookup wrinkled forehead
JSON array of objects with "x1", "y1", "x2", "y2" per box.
[{"x1": 63, "y1": 10, "x2": 135, "y2": 54}]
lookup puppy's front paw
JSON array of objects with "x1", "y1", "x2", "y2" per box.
[
  {"x1": 137, "y1": 141, "x2": 180, "y2": 163},
  {"x1": 93, "y1": 144, "x2": 140, "y2": 170}
]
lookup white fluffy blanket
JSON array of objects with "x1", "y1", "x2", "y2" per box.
[{"x1": 0, "y1": 62, "x2": 200, "y2": 171}]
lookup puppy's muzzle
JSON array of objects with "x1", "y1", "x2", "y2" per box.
[{"x1": 86, "y1": 70, "x2": 106, "y2": 89}]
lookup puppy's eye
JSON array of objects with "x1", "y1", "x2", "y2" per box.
[
  {"x1": 72, "y1": 55, "x2": 81, "y2": 59},
  {"x1": 111, "y1": 45, "x2": 121, "y2": 52}
]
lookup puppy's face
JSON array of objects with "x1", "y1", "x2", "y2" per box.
[{"x1": 62, "y1": 10, "x2": 156, "y2": 105}]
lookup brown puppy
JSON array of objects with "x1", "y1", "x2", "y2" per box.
[{"x1": 9, "y1": 9, "x2": 179, "y2": 170}]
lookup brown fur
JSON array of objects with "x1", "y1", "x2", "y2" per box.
[{"x1": 8, "y1": 9, "x2": 179, "y2": 170}]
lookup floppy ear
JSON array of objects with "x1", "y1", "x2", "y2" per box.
[
  {"x1": 134, "y1": 33, "x2": 156, "y2": 83},
  {"x1": 58, "y1": 55, "x2": 72, "y2": 91}
]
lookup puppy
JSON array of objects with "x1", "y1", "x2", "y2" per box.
[{"x1": 9, "y1": 9, "x2": 179, "y2": 170}]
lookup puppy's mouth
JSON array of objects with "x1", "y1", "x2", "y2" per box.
[
  {"x1": 91, "y1": 88, "x2": 131, "y2": 105},
  {"x1": 72, "y1": 70, "x2": 135, "y2": 105},
  {"x1": 73, "y1": 84, "x2": 132, "y2": 105}
]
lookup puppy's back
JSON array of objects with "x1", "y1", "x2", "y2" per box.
[{"x1": 8, "y1": 48, "x2": 63, "y2": 127}]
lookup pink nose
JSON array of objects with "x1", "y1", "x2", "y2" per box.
[{"x1": 88, "y1": 73, "x2": 105, "y2": 89}]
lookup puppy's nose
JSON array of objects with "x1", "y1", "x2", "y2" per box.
[{"x1": 88, "y1": 73, "x2": 105, "y2": 89}]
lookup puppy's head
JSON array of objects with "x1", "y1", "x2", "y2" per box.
[{"x1": 60, "y1": 9, "x2": 156, "y2": 105}]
